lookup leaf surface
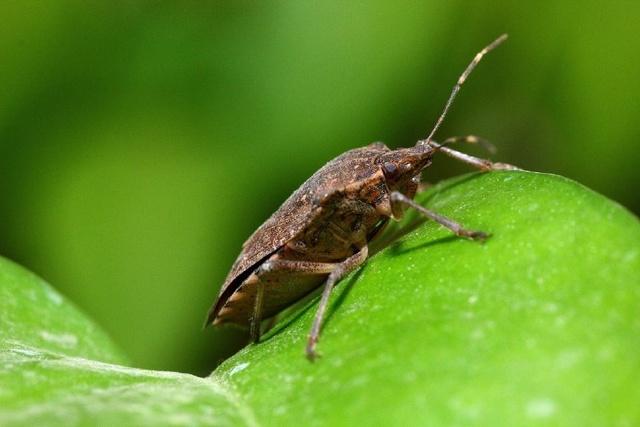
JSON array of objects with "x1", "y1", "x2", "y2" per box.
[
  {"x1": 213, "y1": 171, "x2": 640, "y2": 426},
  {"x1": 0, "y1": 257, "x2": 256, "y2": 427}
]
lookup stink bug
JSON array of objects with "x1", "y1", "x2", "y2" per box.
[{"x1": 205, "y1": 34, "x2": 516, "y2": 360}]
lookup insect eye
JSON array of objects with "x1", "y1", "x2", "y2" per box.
[{"x1": 382, "y1": 162, "x2": 399, "y2": 178}]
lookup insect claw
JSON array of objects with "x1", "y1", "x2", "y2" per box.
[
  {"x1": 306, "y1": 338, "x2": 321, "y2": 361},
  {"x1": 464, "y1": 230, "x2": 491, "y2": 242},
  {"x1": 306, "y1": 347, "x2": 320, "y2": 362}
]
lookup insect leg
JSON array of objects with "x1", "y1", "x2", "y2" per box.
[
  {"x1": 249, "y1": 258, "x2": 338, "y2": 342},
  {"x1": 390, "y1": 191, "x2": 489, "y2": 240},
  {"x1": 306, "y1": 245, "x2": 369, "y2": 361},
  {"x1": 441, "y1": 135, "x2": 496, "y2": 155},
  {"x1": 249, "y1": 280, "x2": 265, "y2": 343},
  {"x1": 415, "y1": 139, "x2": 510, "y2": 192},
  {"x1": 436, "y1": 144, "x2": 519, "y2": 171},
  {"x1": 259, "y1": 259, "x2": 337, "y2": 275}
]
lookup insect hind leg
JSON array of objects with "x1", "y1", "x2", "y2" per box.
[
  {"x1": 249, "y1": 258, "x2": 339, "y2": 344},
  {"x1": 306, "y1": 245, "x2": 369, "y2": 361}
]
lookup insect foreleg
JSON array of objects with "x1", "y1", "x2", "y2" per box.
[
  {"x1": 436, "y1": 143, "x2": 519, "y2": 171},
  {"x1": 306, "y1": 244, "x2": 369, "y2": 361},
  {"x1": 389, "y1": 191, "x2": 489, "y2": 241}
]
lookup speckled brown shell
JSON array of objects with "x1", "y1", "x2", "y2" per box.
[{"x1": 205, "y1": 142, "x2": 391, "y2": 326}]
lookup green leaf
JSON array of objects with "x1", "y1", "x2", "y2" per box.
[
  {"x1": 0, "y1": 257, "x2": 257, "y2": 427},
  {"x1": 2, "y1": 171, "x2": 639, "y2": 426},
  {"x1": 0, "y1": 257, "x2": 124, "y2": 363},
  {"x1": 213, "y1": 171, "x2": 640, "y2": 426}
]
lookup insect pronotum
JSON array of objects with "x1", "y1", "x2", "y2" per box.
[{"x1": 205, "y1": 34, "x2": 516, "y2": 360}]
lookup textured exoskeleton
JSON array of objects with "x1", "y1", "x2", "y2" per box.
[{"x1": 205, "y1": 34, "x2": 515, "y2": 360}]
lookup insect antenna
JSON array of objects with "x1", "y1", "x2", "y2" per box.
[{"x1": 418, "y1": 33, "x2": 508, "y2": 148}]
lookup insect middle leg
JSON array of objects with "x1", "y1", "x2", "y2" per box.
[{"x1": 390, "y1": 191, "x2": 488, "y2": 240}]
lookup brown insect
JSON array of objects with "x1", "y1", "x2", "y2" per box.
[{"x1": 205, "y1": 34, "x2": 516, "y2": 360}]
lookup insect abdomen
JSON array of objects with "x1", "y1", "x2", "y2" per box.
[{"x1": 213, "y1": 252, "x2": 328, "y2": 326}]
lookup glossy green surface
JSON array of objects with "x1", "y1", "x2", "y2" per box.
[
  {"x1": 213, "y1": 171, "x2": 640, "y2": 426},
  {"x1": 2, "y1": 171, "x2": 638, "y2": 426},
  {"x1": 0, "y1": 257, "x2": 255, "y2": 427},
  {"x1": 0, "y1": 257, "x2": 124, "y2": 364}
]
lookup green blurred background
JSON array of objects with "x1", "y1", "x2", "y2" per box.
[{"x1": 0, "y1": 2, "x2": 638, "y2": 376}]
